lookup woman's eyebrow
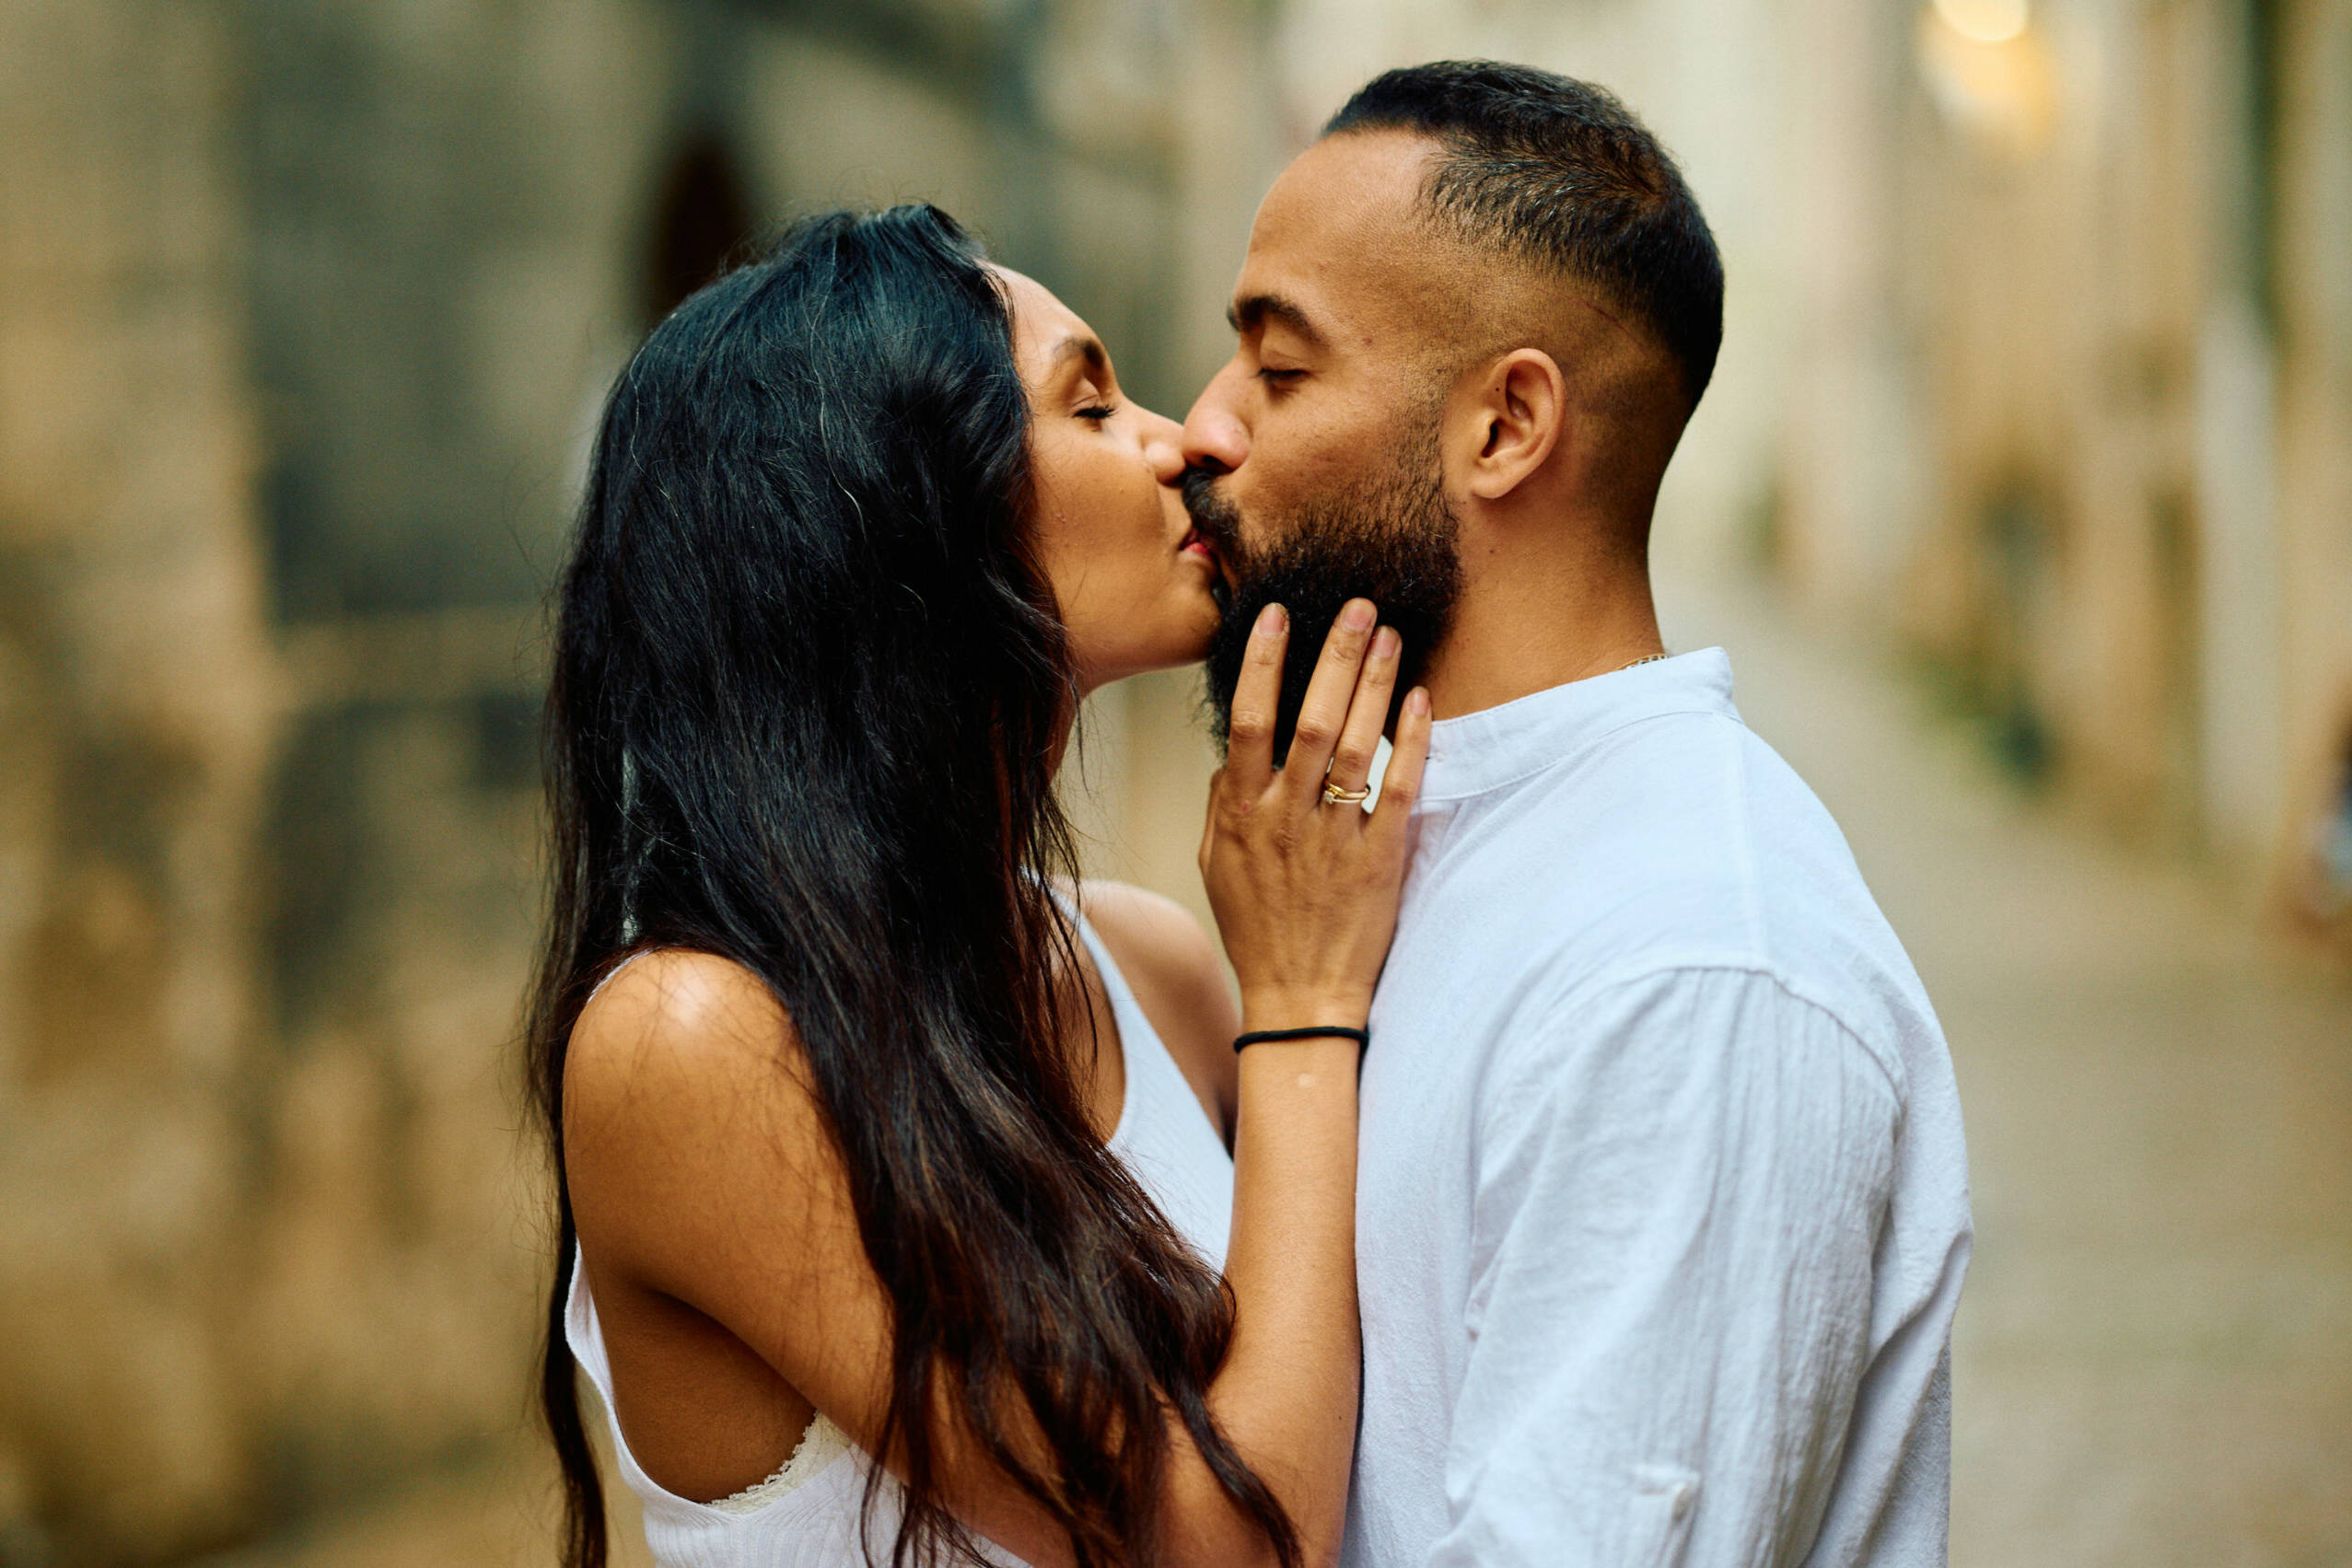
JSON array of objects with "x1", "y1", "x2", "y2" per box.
[{"x1": 1046, "y1": 334, "x2": 1112, "y2": 378}]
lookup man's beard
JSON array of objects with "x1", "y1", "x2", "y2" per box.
[{"x1": 1185, "y1": 425, "x2": 1461, "y2": 768}]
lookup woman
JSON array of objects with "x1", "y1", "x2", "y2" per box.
[{"x1": 525, "y1": 204, "x2": 1431, "y2": 1568}]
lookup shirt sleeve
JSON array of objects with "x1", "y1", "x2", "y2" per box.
[{"x1": 1426, "y1": 965, "x2": 1902, "y2": 1568}]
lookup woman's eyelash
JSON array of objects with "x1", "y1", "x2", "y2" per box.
[{"x1": 1077, "y1": 401, "x2": 1117, "y2": 421}]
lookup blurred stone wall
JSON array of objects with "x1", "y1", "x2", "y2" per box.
[
  {"x1": 238, "y1": 6, "x2": 670, "y2": 1557},
  {"x1": 0, "y1": 1, "x2": 1277, "y2": 1562},
  {"x1": 0, "y1": 0, "x2": 276, "y2": 1558},
  {"x1": 2270, "y1": 0, "x2": 2352, "y2": 938},
  {"x1": 1776, "y1": 0, "x2": 2352, "y2": 908}
]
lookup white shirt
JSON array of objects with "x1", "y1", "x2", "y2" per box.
[{"x1": 1347, "y1": 649, "x2": 1972, "y2": 1568}]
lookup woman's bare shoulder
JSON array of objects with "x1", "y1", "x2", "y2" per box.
[
  {"x1": 563, "y1": 951, "x2": 833, "y2": 1264},
  {"x1": 565, "y1": 950, "x2": 807, "y2": 1109},
  {"x1": 559, "y1": 950, "x2": 905, "y2": 1475},
  {"x1": 1077, "y1": 882, "x2": 1240, "y2": 1134}
]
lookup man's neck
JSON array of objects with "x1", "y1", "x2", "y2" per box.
[{"x1": 1417, "y1": 556, "x2": 1664, "y2": 721}]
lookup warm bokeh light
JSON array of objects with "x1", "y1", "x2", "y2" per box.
[
  {"x1": 1932, "y1": 0, "x2": 2030, "y2": 44},
  {"x1": 1917, "y1": 3, "x2": 2058, "y2": 154}
]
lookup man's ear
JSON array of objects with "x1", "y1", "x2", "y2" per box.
[{"x1": 1454, "y1": 349, "x2": 1566, "y2": 502}]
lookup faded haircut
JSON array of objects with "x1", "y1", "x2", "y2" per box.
[{"x1": 1323, "y1": 61, "x2": 1725, "y2": 408}]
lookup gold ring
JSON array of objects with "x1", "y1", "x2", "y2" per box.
[{"x1": 1322, "y1": 781, "x2": 1372, "y2": 806}]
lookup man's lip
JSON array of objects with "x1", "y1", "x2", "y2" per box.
[{"x1": 1178, "y1": 507, "x2": 1234, "y2": 587}]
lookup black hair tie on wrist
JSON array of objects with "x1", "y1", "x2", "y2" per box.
[{"x1": 1232, "y1": 1025, "x2": 1370, "y2": 1054}]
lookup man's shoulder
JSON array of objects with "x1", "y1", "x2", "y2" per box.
[
  {"x1": 1548, "y1": 701, "x2": 1853, "y2": 858},
  {"x1": 1441, "y1": 711, "x2": 1793, "y2": 954},
  {"x1": 1427, "y1": 715, "x2": 1932, "y2": 1085}
]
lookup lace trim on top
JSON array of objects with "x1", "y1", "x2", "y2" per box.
[{"x1": 707, "y1": 1411, "x2": 856, "y2": 1516}]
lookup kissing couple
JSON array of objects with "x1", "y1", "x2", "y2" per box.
[{"x1": 525, "y1": 61, "x2": 1972, "y2": 1568}]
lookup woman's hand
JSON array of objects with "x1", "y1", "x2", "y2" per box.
[
  {"x1": 1182, "y1": 596, "x2": 1433, "y2": 1566},
  {"x1": 1199, "y1": 598, "x2": 1434, "y2": 1033}
]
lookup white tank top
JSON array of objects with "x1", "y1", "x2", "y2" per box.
[{"x1": 565, "y1": 912, "x2": 1237, "y2": 1567}]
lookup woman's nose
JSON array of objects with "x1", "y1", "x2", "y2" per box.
[
  {"x1": 1141, "y1": 409, "x2": 1187, "y2": 485},
  {"x1": 1182, "y1": 365, "x2": 1251, "y2": 476}
]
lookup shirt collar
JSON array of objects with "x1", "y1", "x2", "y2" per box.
[{"x1": 1418, "y1": 647, "x2": 1739, "y2": 803}]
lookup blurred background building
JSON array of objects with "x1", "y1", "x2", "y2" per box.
[{"x1": 0, "y1": 0, "x2": 2344, "y2": 1565}]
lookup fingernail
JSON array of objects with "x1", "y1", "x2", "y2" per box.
[
  {"x1": 1342, "y1": 599, "x2": 1376, "y2": 632},
  {"x1": 1406, "y1": 687, "x2": 1430, "y2": 716},
  {"x1": 1372, "y1": 626, "x2": 1401, "y2": 660},
  {"x1": 1255, "y1": 603, "x2": 1287, "y2": 636}
]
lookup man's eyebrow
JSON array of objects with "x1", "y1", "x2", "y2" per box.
[{"x1": 1226, "y1": 293, "x2": 1327, "y2": 347}]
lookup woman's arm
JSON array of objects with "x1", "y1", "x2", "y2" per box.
[
  {"x1": 565, "y1": 600, "x2": 1428, "y2": 1568},
  {"x1": 1176, "y1": 598, "x2": 1428, "y2": 1566}
]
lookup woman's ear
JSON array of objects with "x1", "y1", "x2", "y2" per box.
[{"x1": 1456, "y1": 348, "x2": 1566, "y2": 502}]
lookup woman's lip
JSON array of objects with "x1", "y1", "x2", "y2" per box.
[{"x1": 1180, "y1": 527, "x2": 1215, "y2": 558}]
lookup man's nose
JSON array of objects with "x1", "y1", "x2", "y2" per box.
[{"x1": 1181, "y1": 363, "x2": 1251, "y2": 475}]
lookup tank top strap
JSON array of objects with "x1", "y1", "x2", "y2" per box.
[
  {"x1": 564, "y1": 1247, "x2": 686, "y2": 1505},
  {"x1": 1069, "y1": 913, "x2": 1153, "y2": 1123},
  {"x1": 1065, "y1": 899, "x2": 1235, "y2": 1271}
]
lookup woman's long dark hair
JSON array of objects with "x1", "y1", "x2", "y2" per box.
[{"x1": 523, "y1": 205, "x2": 1296, "y2": 1568}]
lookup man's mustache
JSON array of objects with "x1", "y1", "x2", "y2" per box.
[{"x1": 1180, "y1": 468, "x2": 1246, "y2": 563}]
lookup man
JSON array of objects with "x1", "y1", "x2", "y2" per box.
[{"x1": 1182, "y1": 63, "x2": 1972, "y2": 1566}]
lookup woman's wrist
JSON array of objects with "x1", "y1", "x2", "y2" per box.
[{"x1": 1237, "y1": 989, "x2": 1373, "y2": 1036}]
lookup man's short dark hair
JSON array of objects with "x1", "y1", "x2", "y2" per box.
[{"x1": 1324, "y1": 61, "x2": 1724, "y2": 407}]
